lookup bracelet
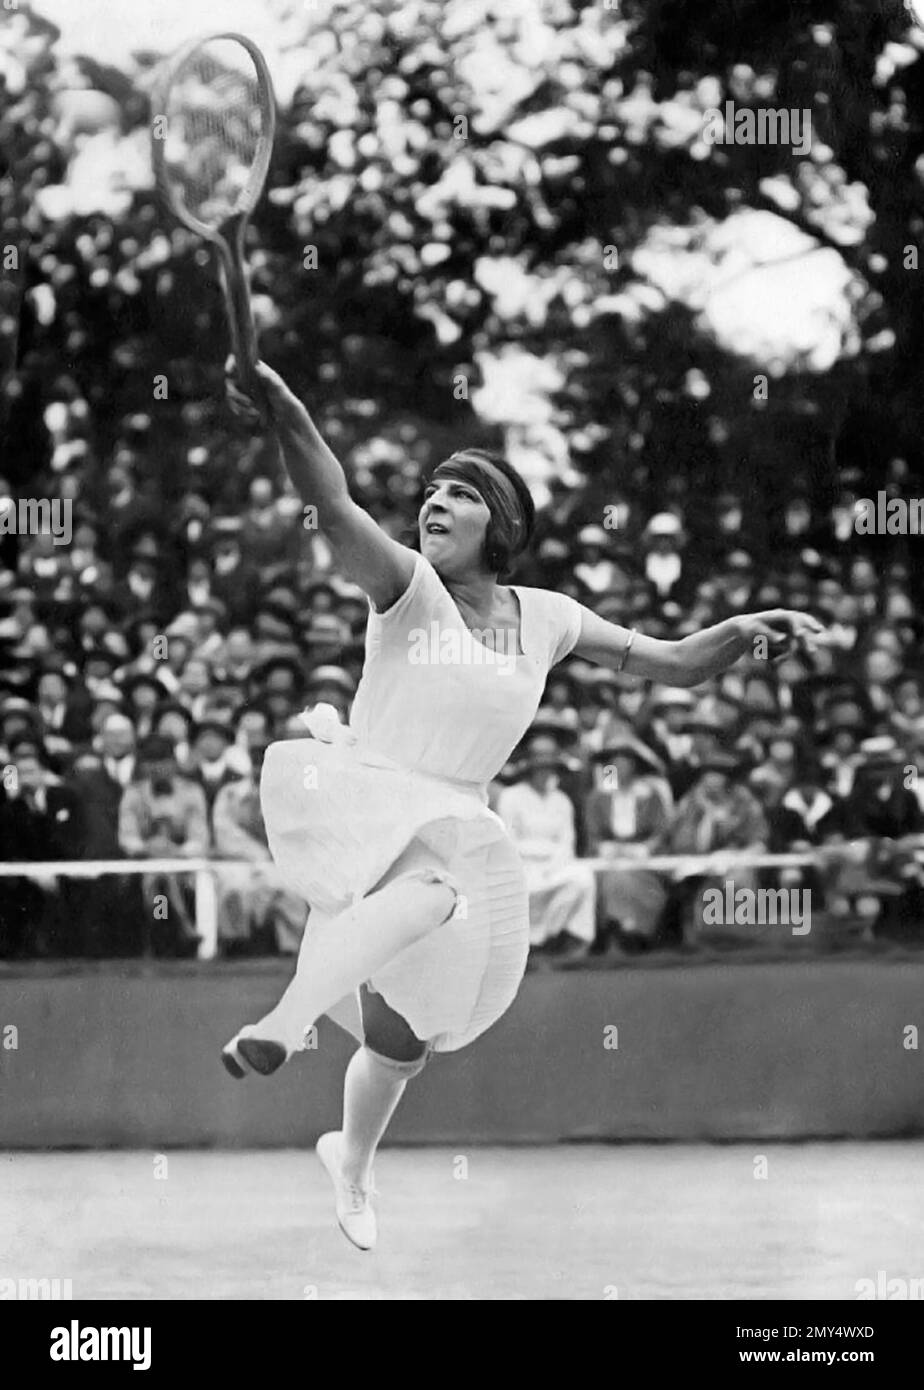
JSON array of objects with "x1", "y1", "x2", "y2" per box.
[{"x1": 615, "y1": 627, "x2": 636, "y2": 673}]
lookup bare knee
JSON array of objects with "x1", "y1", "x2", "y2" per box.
[{"x1": 361, "y1": 984, "x2": 430, "y2": 1068}]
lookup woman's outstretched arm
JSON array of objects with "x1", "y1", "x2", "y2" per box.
[
  {"x1": 572, "y1": 606, "x2": 824, "y2": 687},
  {"x1": 228, "y1": 359, "x2": 415, "y2": 611}
]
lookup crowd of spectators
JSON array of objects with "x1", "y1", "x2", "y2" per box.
[{"x1": 3, "y1": 449, "x2": 924, "y2": 961}]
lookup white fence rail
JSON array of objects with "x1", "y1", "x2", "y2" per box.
[{"x1": 0, "y1": 852, "x2": 829, "y2": 960}]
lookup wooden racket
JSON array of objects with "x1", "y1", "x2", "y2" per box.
[{"x1": 151, "y1": 32, "x2": 276, "y2": 397}]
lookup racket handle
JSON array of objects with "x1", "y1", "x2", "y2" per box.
[{"x1": 218, "y1": 217, "x2": 260, "y2": 399}]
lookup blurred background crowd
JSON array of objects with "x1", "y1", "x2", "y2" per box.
[{"x1": 3, "y1": 0, "x2": 924, "y2": 962}]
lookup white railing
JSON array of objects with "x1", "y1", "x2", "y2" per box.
[
  {"x1": 0, "y1": 851, "x2": 828, "y2": 961},
  {"x1": 0, "y1": 858, "x2": 228, "y2": 959}
]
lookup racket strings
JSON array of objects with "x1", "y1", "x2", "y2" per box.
[{"x1": 161, "y1": 43, "x2": 269, "y2": 226}]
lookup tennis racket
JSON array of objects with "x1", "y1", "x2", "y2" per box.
[{"x1": 151, "y1": 32, "x2": 276, "y2": 397}]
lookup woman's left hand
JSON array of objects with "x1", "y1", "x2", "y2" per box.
[{"x1": 742, "y1": 609, "x2": 825, "y2": 658}]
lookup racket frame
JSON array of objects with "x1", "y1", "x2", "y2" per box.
[{"x1": 151, "y1": 31, "x2": 276, "y2": 397}]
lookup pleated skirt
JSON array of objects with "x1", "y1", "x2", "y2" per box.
[{"x1": 260, "y1": 738, "x2": 530, "y2": 1053}]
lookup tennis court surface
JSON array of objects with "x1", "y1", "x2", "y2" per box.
[{"x1": 2, "y1": 1141, "x2": 922, "y2": 1300}]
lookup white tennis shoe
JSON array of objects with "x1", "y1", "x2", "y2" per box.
[{"x1": 315, "y1": 1131, "x2": 377, "y2": 1251}]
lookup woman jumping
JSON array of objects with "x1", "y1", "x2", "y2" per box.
[{"x1": 221, "y1": 361, "x2": 822, "y2": 1250}]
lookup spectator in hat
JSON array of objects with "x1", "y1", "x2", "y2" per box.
[
  {"x1": 863, "y1": 646, "x2": 904, "y2": 717},
  {"x1": 304, "y1": 577, "x2": 339, "y2": 616},
  {"x1": 903, "y1": 724, "x2": 924, "y2": 816},
  {"x1": 118, "y1": 734, "x2": 209, "y2": 955},
  {"x1": 119, "y1": 670, "x2": 169, "y2": 740},
  {"x1": 302, "y1": 611, "x2": 350, "y2": 666},
  {"x1": 191, "y1": 598, "x2": 229, "y2": 665},
  {"x1": 822, "y1": 741, "x2": 924, "y2": 940},
  {"x1": 1, "y1": 697, "x2": 39, "y2": 761},
  {"x1": 253, "y1": 604, "x2": 297, "y2": 650},
  {"x1": 108, "y1": 547, "x2": 169, "y2": 625},
  {"x1": 188, "y1": 718, "x2": 246, "y2": 821},
  {"x1": 35, "y1": 662, "x2": 89, "y2": 744},
  {"x1": 233, "y1": 705, "x2": 271, "y2": 759},
  {"x1": 748, "y1": 766, "x2": 801, "y2": 852},
  {"x1": 572, "y1": 673, "x2": 621, "y2": 757},
  {"x1": 124, "y1": 616, "x2": 161, "y2": 670},
  {"x1": 750, "y1": 754, "x2": 836, "y2": 913},
  {"x1": 185, "y1": 556, "x2": 214, "y2": 610},
  {"x1": 573, "y1": 525, "x2": 621, "y2": 597},
  {"x1": 252, "y1": 652, "x2": 303, "y2": 703},
  {"x1": 68, "y1": 521, "x2": 112, "y2": 592},
  {"x1": 669, "y1": 711, "x2": 728, "y2": 800},
  {"x1": 891, "y1": 673, "x2": 924, "y2": 744},
  {"x1": 153, "y1": 702, "x2": 194, "y2": 770},
  {"x1": 0, "y1": 734, "x2": 85, "y2": 957},
  {"x1": 541, "y1": 667, "x2": 583, "y2": 723},
  {"x1": 68, "y1": 712, "x2": 145, "y2": 956},
  {"x1": 585, "y1": 736, "x2": 674, "y2": 951},
  {"x1": 816, "y1": 699, "x2": 867, "y2": 800},
  {"x1": 209, "y1": 519, "x2": 259, "y2": 626},
  {"x1": 304, "y1": 665, "x2": 356, "y2": 723},
  {"x1": 330, "y1": 578, "x2": 369, "y2": 632},
  {"x1": 842, "y1": 740, "x2": 923, "y2": 842},
  {"x1": 242, "y1": 476, "x2": 299, "y2": 569},
  {"x1": 150, "y1": 625, "x2": 197, "y2": 697},
  {"x1": 521, "y1": 707, "x2": 594, "y2": 850},
  {"x1": 642, "y1": 513, "x2": 686, "y2": 600},
  {"x1": 495, "y1": 735, "x2": 596, "y2": 961},
  {"x1": 778, "y1": 754, "x2": 843, "y2": 847},
  {"x1": 88, "y1": 684, "x2": 128, "y2": 734},
  {"x1": 642, "y1": 688, "x2": 695, "y2": 770},
  {"x1": 16, "y1": 530, "x2": 67, "y2": 604},
  {"x1": 177, "y1": 655, "x2": 215, "y2": 723},
  {"x1": 213, "y1": 739, "x2": 307, "y2": 956},
  {"x1": 656, "y1": 752, "x2": 769, "y2": 945},
  {"x1": 201, "y1": 688, "x2": 247, "y2": 727},
  {"x1": 215, "y1": 626, "x2": 257, "y2": 686}
]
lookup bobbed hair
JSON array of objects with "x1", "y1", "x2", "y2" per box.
[{"x1": 436, "y1": 448, "x2": 536, "y2": 577}]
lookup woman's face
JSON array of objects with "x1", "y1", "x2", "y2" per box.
[{"x1": 419, "y1": 477, "x2": 492, "y2": 577}]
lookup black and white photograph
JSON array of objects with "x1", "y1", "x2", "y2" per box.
[{"x1": 1, "y1": 0, "x2": 923, "y2": 1335}]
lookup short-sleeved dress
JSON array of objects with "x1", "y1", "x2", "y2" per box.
[{"x1": 260, "y1": 551, "x2": 583, "y2": 1053}]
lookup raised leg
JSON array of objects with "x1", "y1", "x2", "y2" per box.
[{"x1": 223, "y1": 867, "x2": 456, "y2": 1075}]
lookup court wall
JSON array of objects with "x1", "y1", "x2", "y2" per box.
[{"x1": 0, "y1": 957, "x2": 922, "y2": 1146}]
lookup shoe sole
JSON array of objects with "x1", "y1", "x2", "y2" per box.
[
  {"x1": 316, "y1": 1134, "x2": 376, "y2": 1252},
  {"x1": 238, "y1": 1037, "x2": 288, "y2": 1076}
]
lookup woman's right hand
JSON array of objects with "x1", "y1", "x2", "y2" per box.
[{"x1": 225, "y1": 357, "x2": 309, "y2": 434}]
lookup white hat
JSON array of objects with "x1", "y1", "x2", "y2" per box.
[{"x1": 644, "y1": 512, "x2": 683, "y2": 538}]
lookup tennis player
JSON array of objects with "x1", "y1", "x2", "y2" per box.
[{"x1": 221, "y1": 360, "x2": 822, "y2": 1249}]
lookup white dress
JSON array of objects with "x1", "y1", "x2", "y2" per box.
[{"x1": 259, "y1": 551, "x2": 583, "y2": 1052}]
